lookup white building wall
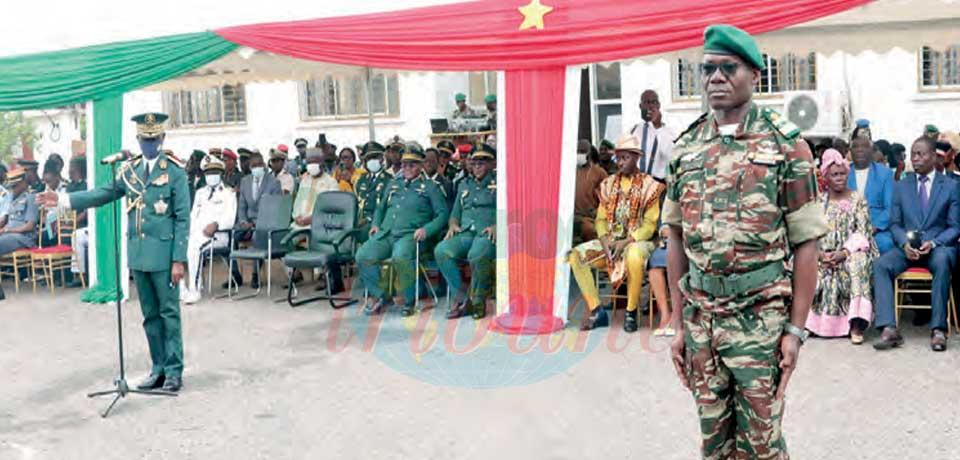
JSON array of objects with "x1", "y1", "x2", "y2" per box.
[
  {"x1": 23, "y1": 108, "x2": 85, "y2": 166},
  {"x1": 621, "y1": 48, "x2": 960, "y2": 146},
  {"x1": 121, "y1": 72, "x2": 465, "y2": 155}
]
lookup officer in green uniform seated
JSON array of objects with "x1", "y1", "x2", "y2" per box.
[
  {"x1": 356, "y1": 143, "x2": 449, "y2": 317},
  {"x1": 38, "y1": 112, "x2": 191, "y2": 393},
  {"x1": 435, "y1": 143, "x2": 497, "y2": 320},
  {"x1": 354, "y1": 142, "x2": 392, "y2": 243},
  {"x1": 436, "y1": 140, "x2": 461, "y2": 182}
]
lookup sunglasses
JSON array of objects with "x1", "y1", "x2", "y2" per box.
[{"x1": 699, "y1": 62, "x2": 741, "y2": 78}]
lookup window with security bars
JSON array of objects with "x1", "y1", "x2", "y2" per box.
[
  {"x1": 674, "y1": 53, "x2": 817, "y2": 98},
  {"x1": 301, "y1": 71, "x2": 400, "y2": 119},
  {"x1": 920, "y1": 45, "x2": 960, "y2": 90},
  {"x1": 163, "y1": 84, "x2": 247, "y2": 128}
]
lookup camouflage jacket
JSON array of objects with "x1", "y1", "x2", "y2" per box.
[{"x1": 662, "y1": 103, "x2": 828, "y2": 309}]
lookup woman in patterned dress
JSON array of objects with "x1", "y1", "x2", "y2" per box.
[{"x1": 806, "y1": 149, "x2": 878, "y2": 344}]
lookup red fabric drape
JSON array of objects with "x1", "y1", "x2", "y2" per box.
[
  {"x1": 216, "y1": 0, "x2": 872, "y2": 71},
  {"x1": 493, "y1": 67, "x2": 566, "y2": 335}
]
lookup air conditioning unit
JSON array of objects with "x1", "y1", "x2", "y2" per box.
[{"x1": 782, "y1": 91, "x2": 843, "y2": 137}]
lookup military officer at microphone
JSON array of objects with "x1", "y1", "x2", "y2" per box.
[{"x1": 38, "y1": 112, "x2": 190, "y2": 393}]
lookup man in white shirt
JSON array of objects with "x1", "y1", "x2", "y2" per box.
[
  {"x1": 291, "y1": 148, "x2": 340, "y2": 231},
  {"x1": 182, "y1": 156, "x2": 237, "y2": 304},
  {"x1": 629, "y1": 89, "x2": 674, "y2": 181}
]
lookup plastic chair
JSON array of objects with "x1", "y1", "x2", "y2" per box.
[{"x1": 228, "y1": 194, "x2": 293, "y2": 300}]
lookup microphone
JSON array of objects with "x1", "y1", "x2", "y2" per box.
[{"x1": 100, "y1": 151, "x2": 128, "y2": 165}]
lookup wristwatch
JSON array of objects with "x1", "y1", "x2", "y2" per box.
[{"x1": 783, "y1": 323, "x2": 809, "y2": 345}]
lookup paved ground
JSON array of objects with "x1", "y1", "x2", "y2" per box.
[{"x1": 3, "y1": 279, "x2": 960, "y2": 460}]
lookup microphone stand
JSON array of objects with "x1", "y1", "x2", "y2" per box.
[{"x1": 87, "y1": 159, "x2": 177, "y2": 418}]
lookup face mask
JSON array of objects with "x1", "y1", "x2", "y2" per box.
[
  {"x1": 307, "y1": 163, "x2": 322, "y2": 177},
  {"x1": 251, "y1": 166, "x2": 265, "y2": 179},
  {"x1": 366, "y1": 159, "x2": 382, "y2": 173},
  {"x1": 139, "y1": 138, "x2": 162, "y2": 160},
  {"x1": 576, "y1": 154, "x2": 588, "y2": 166},
  {"x1": 205, "y1": 174, "x2": 222, "y2": 186}
]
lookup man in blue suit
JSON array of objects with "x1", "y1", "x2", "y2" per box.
[
  {"x1": 873, "y1": 137, "x2": 960, "y2": 352},
  {"x1": 848, "y1": 135, "x2": 895, "y2": 254}
]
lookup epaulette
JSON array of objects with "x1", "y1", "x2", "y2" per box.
[
  {"x1": 164, "y1": 152, "x2": 185, "y2": 168},
  {"x1": 761, "y1": 107, "x2": 801, "y2": 140},
  {"x1": 674, "y1": 112, "x2": 709, "y2": 143}
]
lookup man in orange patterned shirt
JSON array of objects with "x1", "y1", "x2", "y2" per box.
[{"x1": 567, "y1": 136, "x2": 664, "y2": 332}]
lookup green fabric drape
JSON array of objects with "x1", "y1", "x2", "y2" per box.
[
  {"x1": 0, "y1": 32, "x2": 236, "y2": 111},
  {"x1": 80, "y1": 96, "x2": 124, "y2": 303}
]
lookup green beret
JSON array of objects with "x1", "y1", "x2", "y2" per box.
[
  {"x1": 703, "y1": 24, "x2": 765, "y2": 71},
  {"x1": 484, "y1": 94, "x2": 496, "y2": 104},
  {"x1": 599, "y1": 139, "x2": 615, "y2": 150},
  {"x1": 455, "y1": 93, "x2": 467, "y2": 102},
  {"x1": 926, "y1": 124, "x2": 940, "y2": 134}
]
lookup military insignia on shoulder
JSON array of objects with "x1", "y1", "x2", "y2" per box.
[
  {"x1": 164, "y1": 152, "x2": 185, "y2": 168},
  {"x1": 674, "y1": 112, "x2": 709, "y2": 144},
  {"x1": 762, "y1": 108, "x2": 801, "y2": 140}
]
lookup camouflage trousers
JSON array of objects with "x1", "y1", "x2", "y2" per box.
[{"x1": 683, "y1": 300, "x2": 789, "y2": 460}]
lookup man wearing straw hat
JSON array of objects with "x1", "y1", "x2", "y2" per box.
[{"x1": 567, "y1": 136, "x2": 664, "y2": 333}]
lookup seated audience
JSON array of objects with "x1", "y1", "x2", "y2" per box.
[
  {"x1": 354, "y1": 142, "x2": 392, "y2": 241},
  {"x1": 647, "y1": 225, "x2": 673, "y2": 336},
  {"x1": 268, "y1": 147, "x2": 295, "y2": 195},
  {"x1": 333, "y1": 147, "x2": 364, "y2": 193},
  {"x1": 567, "y1": 137, "x2": 663, "y2": 333},
  {"x1": 0, "y1": 165, "x2": 11, "y2": 222},
  {"x1": 891, "y1": 142, "x2": 907, "y2": 180},
  {"x1": 573, "y1": 139, "x2": 608, "y2": 243},
  {"x1": 224, "y1": 149, "x2": 243, "y2": 189},
  {"x1": 357, "y1": 144, "x2": 449, "y2": 317},
  {"x1": 848, "y1": 134, "x2": 894, "y2": 254},
  {"x1": 436, "y1": 144, "x2": 497, "y2": 320},
  {"x1": 67, "y1": 157, "x2": 89, "y2": 287},
  {"x1": 227, "y1": 152, "x2": 282, "y2": 289},
  {"x1": 808, "y1": 150, "x2": 878, "y2": 344},
  {"x1": 182, "y1": 157, "x2": 237, "y2": 304},
  {"x1": 436, "y1": 140, "x2": 460, "y2": 182},
  {"x1": 40, "y1": 161, "x2": 67, "y2": 248},
  {"x1": 423, "y1": 147, "x2": 454, "y2": 207},
  {"x1": 873, "y1": 137, "x2": 960, "y2": 352},
  {"x1": 597, "y1": 140, "x2": 617, "y2": 175},
  {"x1": 291, "y1": 148, "x2": 339, "y2": 231},
  {"x1": 0, "y1": 168, "x2": 39, "y2": 256}
]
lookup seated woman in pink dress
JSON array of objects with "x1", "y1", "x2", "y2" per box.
[{"x1": 807, "y1": 149, "x2": 878, "y2": 344}]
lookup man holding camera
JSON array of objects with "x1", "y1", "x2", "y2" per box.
[{"x1": 872, "y1": 136, "x2": 960, "y2": 352}]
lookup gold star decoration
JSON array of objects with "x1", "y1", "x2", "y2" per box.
[{"x1": 518, "y1": 0, "x2": 553, "y2": 31}]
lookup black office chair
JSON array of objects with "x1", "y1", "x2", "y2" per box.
[{"x1": 281, "y1": 191, "x2": 360, "y2": 308}]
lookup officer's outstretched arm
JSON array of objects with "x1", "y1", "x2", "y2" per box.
[{"x1": 62, "y1": 173, "x2": 128, "y2": 211}]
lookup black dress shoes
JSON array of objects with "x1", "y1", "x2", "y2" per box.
[
  {"x1": 446, "y1": 299, "x2": 469, "y2": 319},
  {"x1": 580, "y1": 308, "x2": 610, "y2": 331},
  {"x1": 162, "y1": 376, "x2": 182, "y2": 393},
  {"x1": 471, "y1": 301, "x2": 486, "y2": 320},
  {"x1": 624, "y1": 310, "x2": 639, "y2": 333},
  {"x1": 136, "y1": 373, "x2": 165, "y2": 390}
]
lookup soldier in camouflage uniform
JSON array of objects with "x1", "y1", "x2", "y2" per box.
[{"x1": 663, "y1": 25, "x2": 827, "y2": 459}]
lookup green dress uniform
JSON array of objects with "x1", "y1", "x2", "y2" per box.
[
  {"x1": 68, "y1": 151, "x2": 190, "y2": 380},
  {"x1": 356, "y1": 168, "x2": 449, "y2": 311},
  {"x1": 662, "y1": 25, "x2": 828, "y2": 460},
  {"x1": 434, "y1": 170, "x2": 496, "y2": 314},
  {"x1": 354, "y1": 169, "x2": 391, "y2": 241}
]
